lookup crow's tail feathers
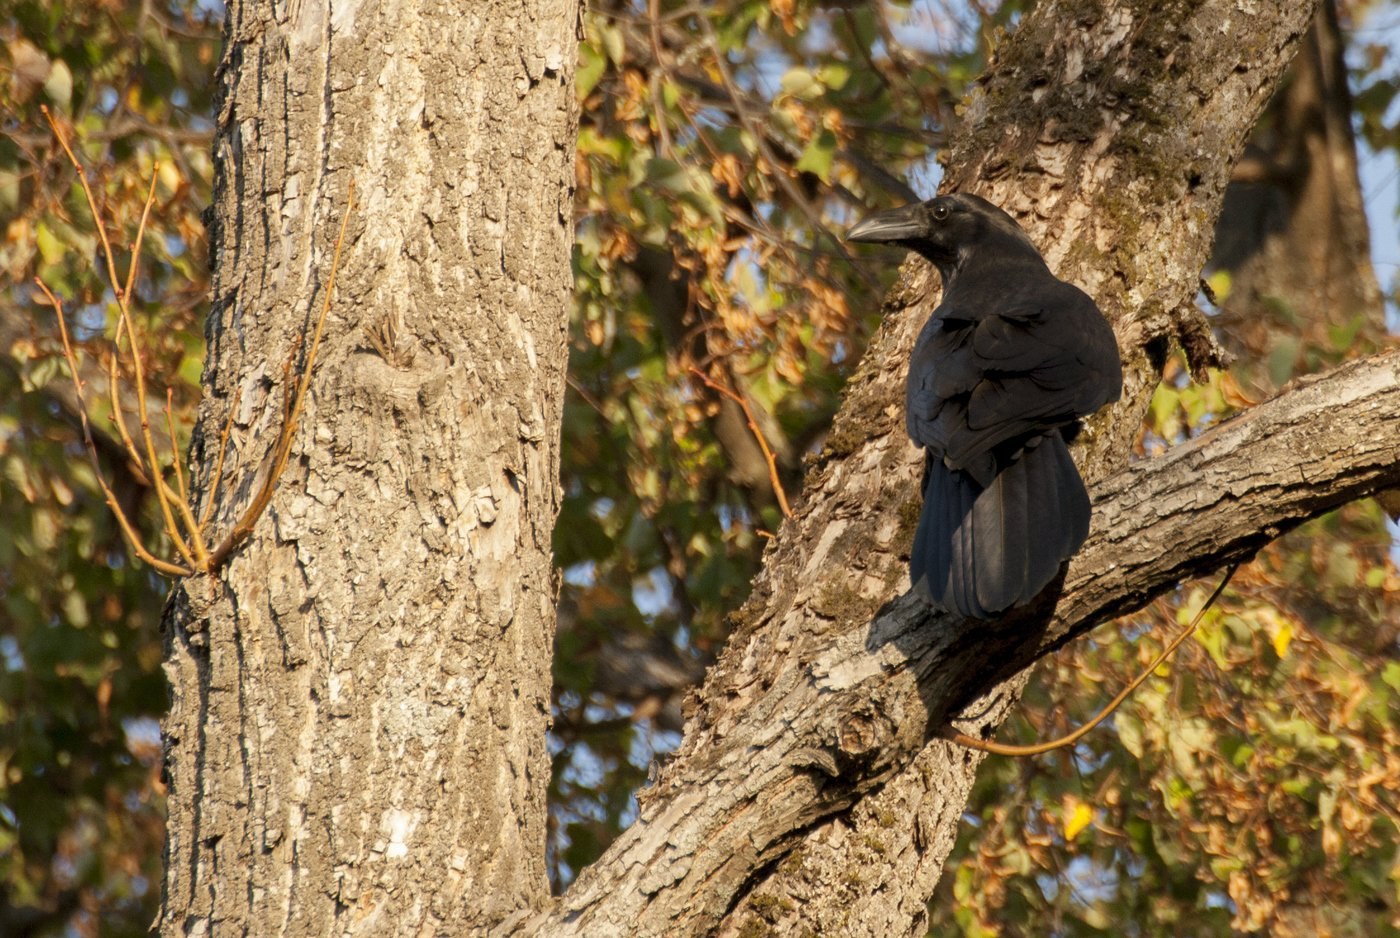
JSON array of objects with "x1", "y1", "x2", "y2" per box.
[{"x1": 911, "y1": 433, "x2": 1090, "y2": 619}]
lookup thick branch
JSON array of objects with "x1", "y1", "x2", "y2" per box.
[
  {"x1": 535, "y1": 347, "x2": 1398, "y2": 934},
  {"x1": 868, "y1": 349, "x2": 1400, "y2": 701},
  {"x1": 530, "y1": 1, "x2": 1324, "y2": 934}
]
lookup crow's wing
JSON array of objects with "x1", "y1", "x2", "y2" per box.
[{"x1": 907, "y1": 278, "x2": 1120, "y2": 481}]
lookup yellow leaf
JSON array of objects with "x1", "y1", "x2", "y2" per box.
[
  {"x1": 1206, "y1": 269, "x2": 1232, "y2": 303},
  {"x1": 1064, "y1": 801, "x2": 1094, "y2": 840},
  {"x1": 158, "y1": 161, "x2": 183, "y2": 197},
  {"x1": 1272, "y1": 621, "x2": 1293, "y2": 658}
]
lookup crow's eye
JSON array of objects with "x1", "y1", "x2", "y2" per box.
[{"x1": 932, "y1": 203, "x2": 950, "y2": 221}]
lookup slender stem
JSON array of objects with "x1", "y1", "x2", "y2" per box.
[
  {"x1": 106, "y1": 345, "x2": 150, "y2": 486},
  {"x1": 37, "y1": 279, "x2": 192, "y2": 577},
  {"x1": 46, "y1": 106, "x2": 200, "y2": 568},
  {"x1": 166, "y1": 388, "x2": 189, "y2": 506},
  {"x1": 199, "y1": 386, "x2": 240, "y2": 532},
  {"x1": 124, "y1": 172, "x2": 159, "y2": 302},
  {"x1": 43, "y1": 107, "x2": 124, "y2": 302},
  {"x1": 163, "y1": 387, "x2": 209, "y2": 565},
  {"x1": 688, "y1": 366, "x2": 792, "y2": 519},
  {"x1": 950, "y1": 564, "x2": 1240, "y2": 757}
]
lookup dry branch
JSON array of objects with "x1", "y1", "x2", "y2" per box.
[
  {"x1": 689, "y1": 366, "x2": 793, "y2": 518},
  {"x1": 37, "y1": 107, "x2": 351, "y2": 578},
  {"x1": 950, "y1": 562, "x2": 1239, "y2": 756},
  {"x1": 534, "y1": 346, "x2": 1400, "y2": 936}
]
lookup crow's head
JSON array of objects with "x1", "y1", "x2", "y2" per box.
[{"x1": 846, "y1": 193, "x2": 1040, "y2": 279}]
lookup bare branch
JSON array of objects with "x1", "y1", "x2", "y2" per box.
[
  {"x1": 39, "y1": 109, "x2": 352, "y2": 578},
  {"x1": 689, "y1": 367, "x2": 793, "y2": 519},
  {"x1": 35, "y1": 280, "x2": 193, "y2": 578},
  {"x1": 198, "y1": 385, "x2": 240, "y2": 532},
  {"x1": 949, "y1": 563, "x2": 1238, "y2": 756}
]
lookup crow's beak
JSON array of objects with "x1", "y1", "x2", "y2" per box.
[{"x1": 846, "y1": 204, "x2": 924, "y2": 244}]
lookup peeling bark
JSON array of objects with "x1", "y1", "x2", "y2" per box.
[{"x1": 160, "y1": 1, "x2": 577, "y2": 934}]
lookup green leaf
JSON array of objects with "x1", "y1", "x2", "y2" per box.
[
  {"x1": 578, "y1": 127, "x2": 627, "y2": 162},
  {"x1": 780, "y1": 67, "x2": 820, "y2": 99},
  {"x1": 1193, "y1": 619, "x2": 1228, "y2": 670},
  {"x1": 43, "y1": 59, "x2": 73, "y2": 109},
  {"x1": 36, "y1": 222, "x2": 65, "y2": 265},
  {"x1": 61, "y1": 590, "x2": 89, "y2": 629},
  {"x1": 1148, "y1": 383, "x2": 1180, "y2": 437},
  {"x1": 578, "y1": 41, "x2": 607, "y2": 99},
  {"x1": 660, "y1": 77, "x2": 681, "y2": 111},
  {"x1": 795, "y1": 130, "x2": 837, "y2": 183},
  {"x1": 1210, "y1": 856, "x2": 1243, "y2": 878},
  {"x1": 818, "y1": 63, "x2": 851, "y2": 92},
  {"x1": 598, "y1": 23, "x2": 625, "y2": 66},
  {"x1": 1117, "y1": 713, "x2": 1144, "y2": 758},
  {"x1": 1267, "y1": 333, "x2": 1300, "y2": 385},
  {"x1": 1318, "y1": 787, "x2": 1337, "y2": 825}
]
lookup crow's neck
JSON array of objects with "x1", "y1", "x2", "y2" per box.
[{"x1": 940, "y1": 236, "x2": 1048, "y2": 291}]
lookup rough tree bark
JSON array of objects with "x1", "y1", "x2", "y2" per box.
[
  {"x1": 160, "y1": 1, "x2": 577, "y2": 934},
  {"x1": 158, "y1": 0, "x2": 1400, "y2": 935},
  {"x1": 521, "y1": 1, "x2": 1370, "y2": 935}
]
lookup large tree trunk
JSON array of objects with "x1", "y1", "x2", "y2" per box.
[
  {"x1": 524, "y1": 2, "x2": 1348, "y2": 935},
  {"x1": 156, "y1": 1, "x2": 1400, "y2": 935},
  {"x1": 159, "y1": 1, "x2": 578, "y2": 934}
]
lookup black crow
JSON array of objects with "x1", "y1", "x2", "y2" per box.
[{"x1": 848, "y1": 194, "x2": 1122, "y2": 618}]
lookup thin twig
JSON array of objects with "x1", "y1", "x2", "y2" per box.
[
  {"x1": 688, "y1": 366, "x2": 792, "y2": 519},
  {"x1": 106, "y1": 347, "x2": 150, "y2": 486},
  {"x1": 45, "y1": 107, "x2": 205, "y2": 567},
  {"x1": 36, "y1": 281, "x2": 192, "y2": 577},
  {"x1": 209, "y1": 181, "x2": 356, "y2": 567},
  {"x1": 199, "y1": 385, "x2": 240, "y2": 532},
  {"x1": 124, "y1": 172, "x2": 158, "y2": 301},
  {"x1": 39, "y1": 109, "x2": 353, "y2": 577},
  {"x1": 159, "y1": 384, "x2": 213, "y2": 567},
  {"x1": 43, "y1": 107, "x2": 124, "y2": 302},
  {"x1": 950, "y1": 563, "x2": 1240, "y2": 756},
  {"x1": 166, "y1": 387, "x2": 189, "y2": 506}
]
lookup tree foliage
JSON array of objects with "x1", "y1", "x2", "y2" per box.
[
  {"x1": 3, "y1": 0, "x2": 1399, "y2": 934},
  {"x1": 1, "y1": 2, "x2": 217, "y2": 934}
]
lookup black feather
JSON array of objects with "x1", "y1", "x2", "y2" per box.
[{"x1": 851, "y1": 193, "x2": 1122, "y2": 618}]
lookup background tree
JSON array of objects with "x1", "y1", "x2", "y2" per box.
[
  {"x1": 930, "y1": 3, "x2": 1400, "y2": 933},
  {"x1": 3, "y1": 0, "x2": 1398, "y2": 935}
]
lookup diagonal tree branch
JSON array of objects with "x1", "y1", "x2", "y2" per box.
[
  {"x1": 715, "y1": 359, "x2": 1400, "y2": 938},
  {"x1": 524, "y1": 0, "x2": 1333, "y2": 934},
  {"x1": 538, "y1": 344, "x2": 1400, "y2": 936}
]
